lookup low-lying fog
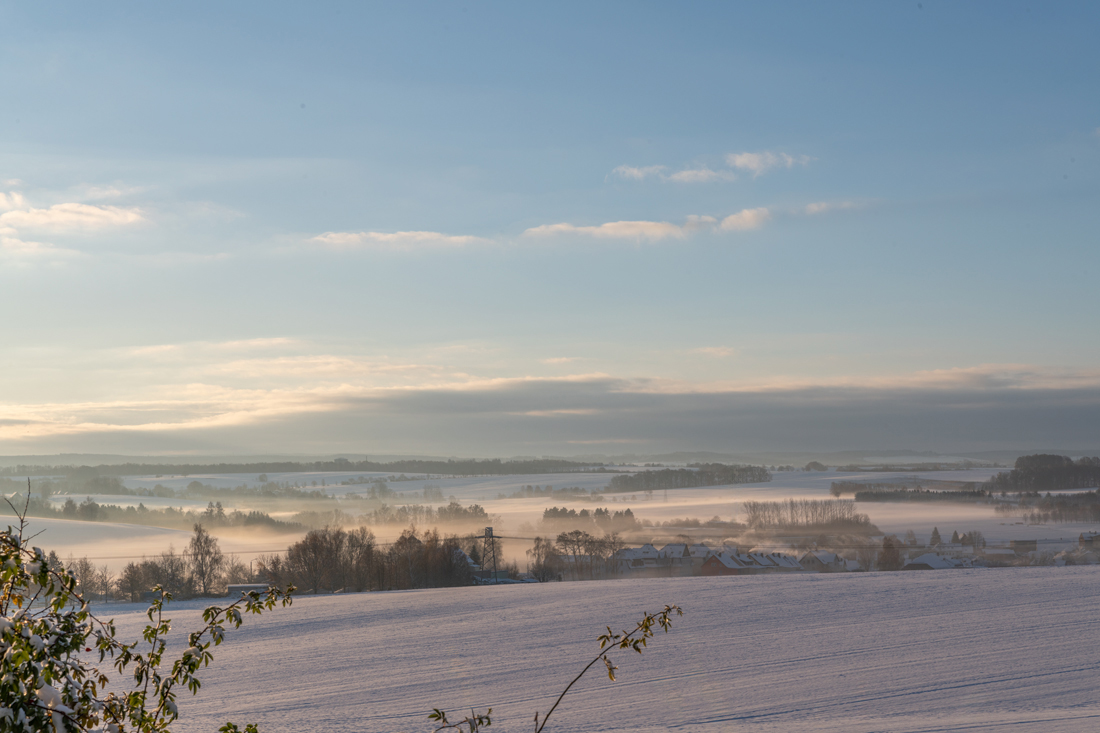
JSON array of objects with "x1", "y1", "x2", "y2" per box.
[{"x1": 14, "y1": 466, "x2": 1092, "y2": 572}]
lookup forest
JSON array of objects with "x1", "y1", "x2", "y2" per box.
[
  {"x1": 606, "y1": 463, "x2": 771, "y2": 492},
  {"x1": 985, "y1": 454, "x2": 1100, "y2": 492}
]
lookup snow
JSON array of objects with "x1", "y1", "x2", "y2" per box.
[{"x1": 99, "y1": 567, "x2": 1100, "y2": 732}]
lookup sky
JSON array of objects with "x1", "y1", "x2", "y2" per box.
[{"x1": 0, "y1": 1, "x2": 1098, "y2": 457}]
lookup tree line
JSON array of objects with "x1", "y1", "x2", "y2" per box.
[
  {"x1": 741, "y1": 499, "x2": 873, "y2": 531},
  {"x1": 606, "y1": 463, "x2": 771, "y2": 493},
  {"x1": 0, "y1": 456, "x2": 604, "y2": 478},
  {"x1": 0, "y1": 493, "x2": 303, "y2": 532},
  {"x1": 256, "y1": 526, "x2": 477, "y2": 593},
  {"x1": 994, "y1": 490, "x2": 1100, "y2": 524},
  {"x1": 540, "y1": 506, "x2": 639, "y2": 533},
  {"x1": 986, "y1": 454, "x2": 1100, "y2": 492},
  {"x1": 526, "y1": 530, "x2": 627, "y2": 582}
]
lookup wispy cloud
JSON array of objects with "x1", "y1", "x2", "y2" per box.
[
  {"x1": 665, "y1": 168, "x2": 737, "y2": 183},
  {"x1": 726, "y1": 151, "x2": 812, "y2": 177},
  {"x1": 542, "y1": 357, "x2": 583, "y2": 364},
  {"x1": 82, "y1": 184, "x2": 146, "y2": 201},
  {"x1": 719, "y1": 207, "x2": 770, "y2": 231},
  {"x1": 804, "y1": 201, "x2": 857, "y2": 215},
  {"x1": 693, "y1": 347, "x2": 736, "y2": 358},
  {"x1": 524, "y1": 220, "x2": 688, "y2": 241},
  {"x1": 610, "y1": 165, "x2": 666, "y2": 181},
  {"x1": 611, "y1": 164, "x2": 735, "y2": 184},
  {"x1": 311, "y1": 230, "x2": 489, "y2": 249},
  {"x1": 526, "y1": 209, "x2": 768, "y2": 240},
  {"x1": 0, "y1": 202, "x2": 144, "y2": 231},
  {"x1": 0, "y1": 234, "x2": 82, "y2": 263}
]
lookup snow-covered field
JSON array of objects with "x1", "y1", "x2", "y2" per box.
[{"x1": 102, "y1": 568, "x2": 1100, "y2": 733}]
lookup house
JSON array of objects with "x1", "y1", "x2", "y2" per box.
[
  {"x1": 902, "y1": 553, "x2": 959, "y2": 570},
  {"x1": 657, "y1": 543, "x2": 711, "y2": 576},
  {"x1": 1079, "y1": 532, "x2": 1100, "y2": 549},
  {"x1": 799, "y1": 551, "x2": 847, "y2": 573},
  {"x1": 1010, "y1": 539, "x2": 1038, "y2": 554},
  {"x1": 981, "y1": 548, "x2": 1017, "y2": 565},
  {"x1": 752, "y1": 552, "x2": 803, "y2": 571},
  {"x1": 701, "y1": 552, "x2": 752, "y2": 576},
  {"x1": 613, "y1": 544, "x2": 661, "y2": 577}
]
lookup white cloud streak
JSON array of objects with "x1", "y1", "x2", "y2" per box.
[
  {"x1": 726, "y1": 151, "x2": 812, "y2": 176},
  {"x1": 524, "y1": 221, "x2": 688, "y2": 241},
  {"x1": 611, "y1": 164, "x2": 735, "y2": 184},
  {"x1": 610, "y1": 165, "x2": 666, "y2": 181},
  {"x1": 665, "y1": 168, "x2": 737, "y2": 183},
  {"x1": 311, "y1": 230, "x2": 489, "y2": 249},
  {"x1": 804, "y1": 201, "x2": 857, "y2": 215},
  {"x1": 526, "y1": 209, "x2": 768, "y2": 240},
  {"x1": 0, "y1": 202, "x2": 144, "y2": 231}
]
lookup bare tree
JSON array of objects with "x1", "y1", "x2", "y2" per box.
[{"x1": 186, "y1": 524, "x2": 226, "y2": 596}]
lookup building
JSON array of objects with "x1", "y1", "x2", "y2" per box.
[{"x1": 798, "y1": 551, "x2": 847, "y2": 573}]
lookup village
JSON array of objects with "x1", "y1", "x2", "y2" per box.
[{"x1": 542, "y1": 531, "x2": 1100, "y2": 581}]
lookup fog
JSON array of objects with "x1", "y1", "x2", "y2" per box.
[{"x1": 14, "y1": 464, "x2": 1091, "y2": 573}]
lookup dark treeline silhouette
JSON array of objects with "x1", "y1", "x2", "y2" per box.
[
  {"x1": 986, "y1": 454, "x2": 1100, "y2": 492},
  {"x1": 357, "y1": 501, "x2": 490, "y2": 527},
  {"x1": 853, "y1": 488, "x2": 988, "y2": 503},
  {"x1": 1, "y1": 476, "x2": 336, "y2": 501},
  {"x1": 607, "y1": 464, "x2": 770, "y2": 493},
  {"x1": 0, "y1": 494, "x2": 302, "y2": 532},
  {"x1": 503, "y1": 484, "x2": 591, "y2": 499},
  {"x1": 742, "y1": 499, "x2": 873, "y2": 531},
  {"x1": 257, "y1": 526, "x2": 473, "y2": 593},
  {"x1": 0, "y1": 457, "x2": 604, "y2": 478},
  {"x1": 994, "y1": 491, "x2": 1100, "y2": 524},
  {"x1": 540, "y1": 506, "x2": 639, "y2": 533}
]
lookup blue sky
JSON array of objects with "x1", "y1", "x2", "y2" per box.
[{"x1": 0, "y1": 1, "x2": 1098, "y2": 456}]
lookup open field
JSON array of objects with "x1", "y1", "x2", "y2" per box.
[{"x1": 102, "y1": 567, "x2": 1100, "y2": 733}]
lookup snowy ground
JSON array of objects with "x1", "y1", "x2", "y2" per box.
[{"x1": 99, "y1": 567, "x2": 1100, "y2": 733}]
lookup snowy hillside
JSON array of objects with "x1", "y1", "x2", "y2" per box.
[{"x1": 103, "y1": 568, "x2": 1100, "y2": 732}]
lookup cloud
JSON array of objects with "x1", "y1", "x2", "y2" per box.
[
  {"x1": 726, "y1": 151, "x2": 811, "y2": 176},
  {"x1": 82, "y1": 184, "x2": 146, "y2": 200},
  {"x1": 0, "y1": 192, "x2": 28, "y2": 211},
  {"x1": 526, "y1": 210, "x2": 766, "y2": 241},
  {"x1": 311, "y1": 230, "x2": 488, "y2": 249},
  {"x1": 665, "y1": 168, "x2": 737, "y2": 183},
  {"x1": 610, "y1": 165, "x2": 666, "y2": 181},
  {"x1": 719, "y1": 207, "x2": 770, "y2": 231},
  {"x1": 517, "y1": 408, "x2": 600, "y2": 417},
  {"x1": 610, "y1": 164, "x2": 735, "y2": 184},
  {"x1": 524, "y1": 220, "x2": 688, "y2": 241},
  {"x1": 4, "y1": 364, "x2": 1100, "y2": 454},
  {"x1": 693, "y1": 347, "x2": 736, "y2": 358},
  {"x1": 804, "y1": 201, "x2": 857, "y2": 215},
  {"x1": 542, "y1": 357, "x2": 582, "y2": 364},
  {"x1": 0, "y1": 202, "x2": 144, "y2": 231},
  {"x1": 0, "y1": 235, "x2": 82, "y2": 263}
]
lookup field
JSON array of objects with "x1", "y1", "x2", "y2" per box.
[{"x1": 102, "y1": 567, "x2": 1100, "y2": 733}]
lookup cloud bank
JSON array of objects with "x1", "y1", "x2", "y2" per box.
[{"x1": 1, "y1": 363, "x2": 1097, "y2": 456}]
